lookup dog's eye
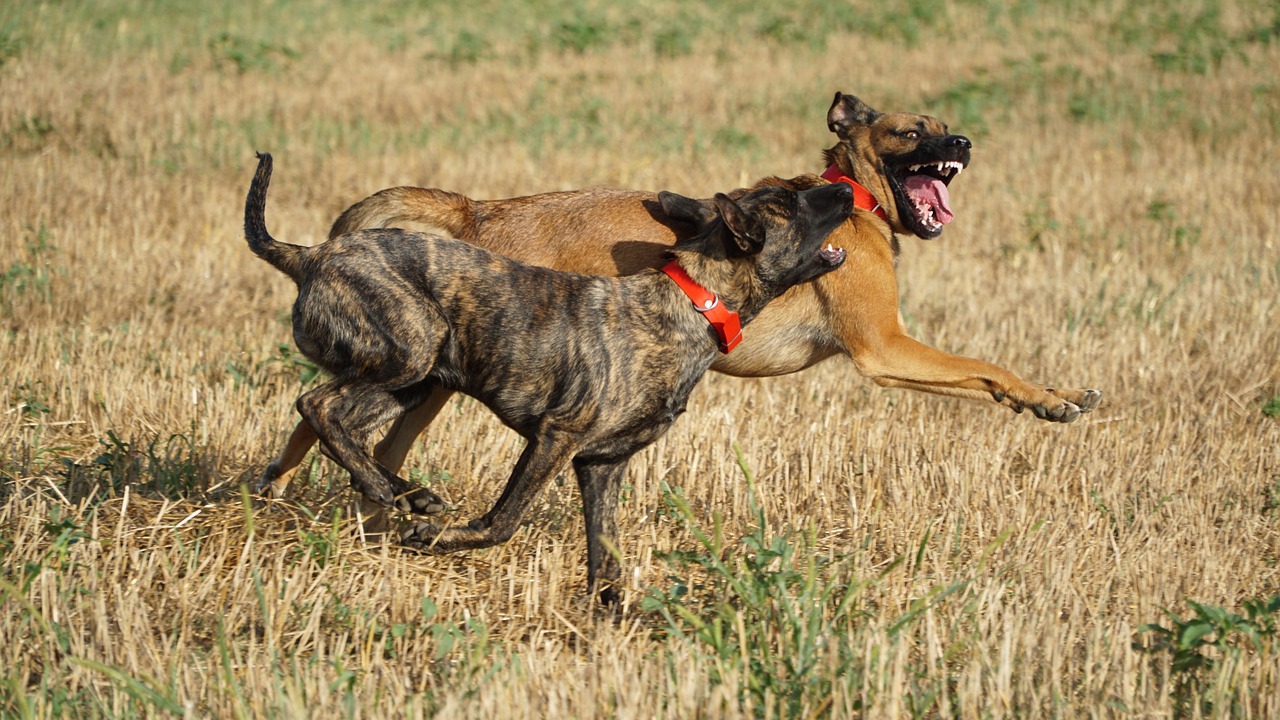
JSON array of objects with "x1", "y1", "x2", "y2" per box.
[{"x1": 903, "y1": 130, "x2": 920, "y2": 139}]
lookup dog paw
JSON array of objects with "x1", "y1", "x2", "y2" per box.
[
  {"x1": 1076, "y1": 389, "x2": 1103, "y2": 412},
  {"x1": 1030, "y1": 400, "x2": 1081, "y2": 423},
  {"x1": 400, "y1": 521, "x2": 443, "y2": 550},
  {"x1": 1046, "y1": 387, "x2": 1103, "y2": 414},
  {"x1": 598, "y1": 585, "x2": 621, "y2": 606},
  {"x1": 254, "y1": 464, "x2": 287, "y2": 498},
  {"x1": 395, "y1": 486, "x2": 449, "y2": 516}
]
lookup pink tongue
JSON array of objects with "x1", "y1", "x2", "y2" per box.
[{"x1": 904, "y1": 175, "x2": 954, "y2": 225}]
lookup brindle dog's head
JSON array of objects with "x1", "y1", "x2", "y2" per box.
[
  {"x1": 823, "y1": 92, "x2": 971, "y2": 240},
  {"x1": 659, "y1": 182, "x2": 853, "y2": 308}
]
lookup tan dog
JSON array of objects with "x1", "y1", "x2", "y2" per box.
[{"x1": 256, "y1": 92, "x2": 1101, "y2": 502}]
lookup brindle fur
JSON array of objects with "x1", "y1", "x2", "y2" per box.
[
  {"x1": 257, "y1": 91, "x2": 1101, "y2": 501},
  {"x1": 244, "y1": 153, "x2": 854, "y2": 602}
]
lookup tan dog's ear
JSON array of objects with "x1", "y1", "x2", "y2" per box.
[
  {"x1": 658, "y1": 191, "x2": 718, "y2": 231},
  {"x1": 712, "y1": 193, "x2": 764, "y2": 254},
  {"x1": 827, "y1": 92, "x2": 882, "y2": 136}
]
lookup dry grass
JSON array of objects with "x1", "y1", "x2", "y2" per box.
[{"x1": 2, "y1": 0, "x2": 1279, "y2": 716}]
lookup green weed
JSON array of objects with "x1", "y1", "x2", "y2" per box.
[
  {"x1": 552, "y1": 17, "x2": 612, "y2": 54},
  {"x1": 1262, "y1": 397, "x2": 1280, "y2": 418},
  {"x1": 653, "y1": 24, "x2": 694, "y2": 57},
  {"x1": 9, "y1": 380, "x2": 50, "y2": 418},
  {"x1": 1, "y1": 114, "x2": 57, "y2": 154},
  {"x1": 643, "y1": 445, "x2": 975, "y2": 717},
  {"x1": 208, "y1": 32, "x2": 300, "y2": 74},
  {"x1": 67, "y1": 657, "x2": 185, "y2": 716},
  {"x1": 1146, "y1": 198, "x2": 1201, "y2": 249},
  {"x1": 1135, "y1": 596, "x2": 1280, "y2": 717},
  {"x1": 224, "y1": 342, "x2": 322, "y2": 390},
  {"x1": 857, "y1": 0, "x2": 948, "y2": 46},
  {"x1": 72, "y1": 427, "x2": 213, "y2": 501},
  {"x1": 293, "y1": 503, "x2": 343, "y2": 568},
  {"x1": 0, "y1": 224, "x2": 58, "y2": 302},
  {"x1": 0, "y1": 23, "x2": 22, "y2": 68},
  {"x1": 712, "y1": 126, "x2": 759, "y2": 154},
  {"x1": 924, "y1": 74, "x2": 1009, "y2": 137},
  {"x1": 13, "y1": 506, "x2": 91, "y2": 593},
  {"x1": 444, "y1": 30, "x2": 489, "y2": 65}
]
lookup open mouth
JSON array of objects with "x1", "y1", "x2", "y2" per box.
[
  {"x1": 896, "y1": 160, "x2": 965, "y2": 238},
  {"x1": 819, "y1": 242, "x2": 847, "y2": 267}
]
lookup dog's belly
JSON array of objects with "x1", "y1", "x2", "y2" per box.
[
  {"x1": 440, "y1": 374, "x2": 694, "y2": 464},
  {"x1": 431, "y1": 329, "x2": 708, "y2": 461},
  {"x1": 710, "y1": 316, "x2": 840, "y2": 377}
]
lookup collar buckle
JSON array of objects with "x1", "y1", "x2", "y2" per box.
[{"x1": 660, "y1": 261, "x2": 742, "y2": 354}]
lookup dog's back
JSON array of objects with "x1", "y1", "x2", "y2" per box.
[
  {"x1": 330, "y1": 186, "x2": 697, "y2": 276},
  {"x1": 293, "y1": 227, "x2": 705, "y2": 444}
]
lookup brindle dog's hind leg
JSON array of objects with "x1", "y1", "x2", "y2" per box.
[
  {"x1": 297, "y1": 378, "x2": 447, "y2": 515},
  {"x1": 255, "y1": 385, "x2": 453, "y2": 509}
]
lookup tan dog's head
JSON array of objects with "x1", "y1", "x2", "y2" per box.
[{"x1": 823, "y1": 92, "x2": 971, "y2": 240}]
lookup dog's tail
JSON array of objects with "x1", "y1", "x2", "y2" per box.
[
  {"x1": 328, "y1": 185, "x2": 476, "y2": 240},
  {"x1": 244, "y1": 152, "x2": 307, "y2": 283}
]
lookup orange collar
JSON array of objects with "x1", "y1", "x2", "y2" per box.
[
  {"x1": 821, "y1": 163, "x2": 887, "y2": 222},
  {"x1": 661, "y1": 260, "x2": 742, "y2": 353}
]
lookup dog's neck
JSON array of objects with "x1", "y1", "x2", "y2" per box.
[
  {"x1": 820, "y1": 163, "x2": 887, "y2": 222},
  {"x1": 660, "y1": 260, "x2": 741, "y2": 352},
  {"x1": 664, "y1": 248, "x2": 770, "y2": 327}
]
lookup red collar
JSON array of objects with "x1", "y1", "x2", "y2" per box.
[
  {"x1": 821, "y1": 163, "x2": 888, "y2": 222},
  {"x1": 660, "y1": 260, "x2": 742, "y2": 353}
]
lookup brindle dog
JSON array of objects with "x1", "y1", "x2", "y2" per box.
[
  {"x1": 244, "y1": 153, "x2": 854, "y2": 602},
  {"x1": 256, "y1": 91, "x2": 1101, "y2": 502}
]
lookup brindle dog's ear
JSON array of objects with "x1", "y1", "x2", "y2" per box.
[
  {"x1": 827, "y1": 92, "x2": 882, "y2": 136},
  {"x1": 658, "y1": 191, "x2": 718, "y2": 231},
  {"x1": 712, "y1": 193, "x2": 764, "y2": 254}
]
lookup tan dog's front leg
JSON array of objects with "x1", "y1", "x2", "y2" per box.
[
  {"x1": 824, "y1": 255, "x2": 1101, "y2": 421},
  {"x1": 855, "y1": 332, "x2": 1102, "y2": 421}
]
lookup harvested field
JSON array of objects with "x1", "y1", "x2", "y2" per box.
[{"x1": 2, "y1": 0, "x2": 1278, "y2": 716}]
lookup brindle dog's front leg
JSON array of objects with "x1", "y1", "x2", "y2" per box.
[
  {"x1": 573, "y1": 458, "x2": 629, "y2": 605},
  {"x1": 402, "y1": 431, "x2": 578, "y2": 552}
]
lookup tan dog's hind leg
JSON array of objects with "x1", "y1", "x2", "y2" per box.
[
  {"x1": 371, "y1": 387, "x2": 453, "y2": 475},
  {"x1": 255, "y1": 421, "x2": 318, "y2": 497}
]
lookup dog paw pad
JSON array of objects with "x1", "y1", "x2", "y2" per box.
[
  {"x1": 396, "y1": 489, "x2": 449, "y2": 516},
  {"x1": 401, "y1": 521, "x2": 442, "y2": 546}
]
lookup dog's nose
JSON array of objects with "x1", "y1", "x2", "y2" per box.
[{"x1": 947, "y1": 134, "x2": 972, "y2": 149}]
